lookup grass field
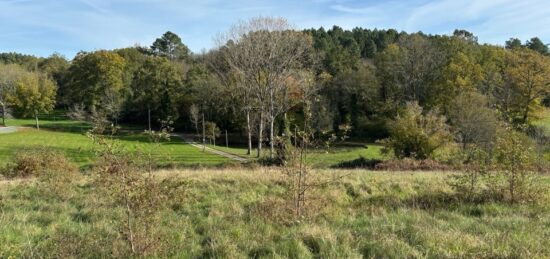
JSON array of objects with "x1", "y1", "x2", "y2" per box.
[
  {"x1": 1, "y1": 114, "x2": 386, "y2": 168},
  {"x1": 534, "y1": 108, "x2": 550, "y2": 134},
  {"x1": 206, "y1": 143, "x2": 386, "y2": 168},
  {"x1": 0, "y1": 118, "x2": 229, "y2": 167},
  {"x1": 1, "y1": 169, "x2": 550, "y2": 258}
]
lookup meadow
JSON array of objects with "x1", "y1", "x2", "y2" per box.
[{"x1": 1, "y1": 169, "x2": 550, "y2": 258}]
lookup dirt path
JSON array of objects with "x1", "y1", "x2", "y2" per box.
[
  {"x1": 0, "y1": 126, "x2": 18, "y2": 134},
  {"x1": 172, "y1": 133, "x2": 249, "y2": 163}
]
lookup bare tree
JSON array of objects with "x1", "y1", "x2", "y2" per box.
[
  {"x1": 216, "y1": 17, "x2": 313, "y2": 158},
  {"x1": 205, "y1": 48, "x2": 256, "y2": 155},
  {"x1": 189, "y1": 104, "x2": 200, "y2": 137}
]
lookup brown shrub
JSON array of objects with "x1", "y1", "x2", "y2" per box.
[{"x1": 1, "y1": 148, "x2": 78, "y2": 179}]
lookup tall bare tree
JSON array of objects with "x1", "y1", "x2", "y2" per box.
[{"x1": 217, "y1": 17, "x2": 313, "y2": 157}]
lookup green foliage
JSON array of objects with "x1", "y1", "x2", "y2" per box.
[
  {"x1": 502, "y1": 48, "x2": 550, "y2": 125},
  {"x1": 7, "y1": 72, "x2": 56, "y2": 129},
  {"x1": 64, "y1": 50, "x2": 126, "y2": 115},
  {"x1": 205, "y1": 121, "x2": 221, "y2": 145},
  {"x1": 383, "y1": 102, "x2": 451, "y2": 159},
  {"x1": 129, "y1": 56, "x2": 185, "y2": 124},
  {"x1": 494, "y1": 129, "x2": 543, "y2": 203},
  {"x1": 151, "y1": 31, "x2": 191, "y2": 62}
]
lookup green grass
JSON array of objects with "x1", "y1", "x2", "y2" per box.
[
  {"x1": 207, "y1": 143, "x2": 386, "y2": 168},
  {"x1": 308, "y1": 144, "x2": 386, "y2": 168},
  {"x1": 1, "y1": 169, "x2": 550, "y2": 257},
  {"x1": 534, "y1": 108, "x2": 550, "y2": 134},
  {"x1": 2, "y1": 115, "x2": 385, "y2": 168},
  {"x1": 0, "y1": 118, "x2": 229, "y2": 167}
]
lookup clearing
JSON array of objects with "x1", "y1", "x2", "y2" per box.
[{"x1": 1, "y1": 169, "x2": 550, "y2": 258}]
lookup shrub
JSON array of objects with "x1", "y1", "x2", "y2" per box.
[
  {"x1": 448, "y1": 147, "x2": 491, "y2": 201},
  {"x1": 382, "y1": 102, "x2": 452, "y2": 159},
  {"x1": 493, "y1": 129, "x2": 543, "y2": 203},
  {"x1": 90, "y1": 134, "x2": 168, "y2": 257},
  {"x1": 1, "y1": 148, "x2": 77, "y2": 179}
]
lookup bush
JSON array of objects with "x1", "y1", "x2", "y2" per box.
[
  {"x1": 493, "y1": 129, "x2": 543, "y2": 203},
  {"x1": 1, "y1": 148, "x2": 77, "y2": 179},
  {"x1": 382, "y1": 102, "x2": 452, "y2": 159}
]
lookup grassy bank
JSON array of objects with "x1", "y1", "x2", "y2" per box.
[
  {"x1": 1, "y1": 169, "x2": 550, "y2": 258},
  {"x1": 0, "y1": 118, "x2": 229, "y2": 167}
]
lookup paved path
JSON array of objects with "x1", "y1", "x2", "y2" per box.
[
  {"x1": 0, "y1": 126, "x2": 17, "y2": 134},
  {"x1": 172, "y1": 133, "x2": 249, "y2": 163}
]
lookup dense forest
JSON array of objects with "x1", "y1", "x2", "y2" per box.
[{"x1": 1, "y1": 18, "x2": 549, "y2": 161}]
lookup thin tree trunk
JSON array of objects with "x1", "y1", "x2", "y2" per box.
[
  {"x1": 225, "y1": 130, "x2": 228, "y2": 148},
  {"x1": 257, "y1": 112, "x2": 263, "y2": 158},
  {"x1": 212, "y1": 127, "x2": 216, "y2": 146},
  {"x1": 34, "y1": 111, "x2": 39, "y2": 130},
  {"x1": 1, "y1": 103, "x2": 5, "y2": 127},
  {"x1": 147, "y1": 104, "x2": 151, "y2": 132},
  {"x1": 202, "y1": 113, "x2": 206, "y2": 152},
  {"x1": 269, "y1": 88, "x2": 275, "y2": 158},
  {"x1": 269, "y1": 114, "x2": 275, "y2": 158},
  {"x1": 246, "y1": 110, "x2": 252, "y2": 155}
]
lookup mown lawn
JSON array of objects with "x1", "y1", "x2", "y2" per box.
[
  {"x1": 207, "y1": 143, "x2": 387, "y2": 168},
  {"x1": 1, "y1": 169, "x2": 550, "y2": 258},
  {"x1": 0, "y1": 118, "x2": 228, "y2": 167}
]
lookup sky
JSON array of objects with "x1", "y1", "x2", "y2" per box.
[{"x1": 1, "y1": 0, "x2": 549, "y2": 59}]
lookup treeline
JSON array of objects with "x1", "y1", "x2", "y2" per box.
[{"x1": 1, "y1": 17, "x2": 549, "y2": 160}]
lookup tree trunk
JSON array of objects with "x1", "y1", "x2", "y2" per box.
[
  {"x1": 1, "y1": 103, "x2": 5, "y2": 127},
  {"x1": 246, "y1": 110, "x2": 252, "y2": 155},
  {"x1": 202, "y1": 113, "x2": 206, "y2": 152},
  {"x1": 147, "y1": 104, "x2": 151, "y2": 132},
  {"x1": 269, "y1": 114, "x2": 275, "y2": 158},
  {"x1": 212, "y1": 127, "x2": 216, "y2": 146},
  {"x1": 269, "y1": 88, "x2": 275, "y2": 158},
  {"x1": 257, "y1": 112, "x2": 263, "y2": 158},
  {"x1": 34, "y1": 111, "x2": 40, "y2": 130},
  {"x1": 225, "y1": 130, "x2": 228, "y2": 148}
]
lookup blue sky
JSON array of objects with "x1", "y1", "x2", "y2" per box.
[{"x1": 1, "y1": 0, "x2": 549, "y2": 59}]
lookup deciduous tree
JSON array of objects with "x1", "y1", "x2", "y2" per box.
[{"x1": 8, "y1": 73, "x2": 56, "y2": 129}]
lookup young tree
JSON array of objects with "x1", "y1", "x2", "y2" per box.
[
  {"x1": 494, "y1": 129, "x2": 540, "y2": 203},
  {"x1": 189, "y1": 104, "x2": 200, "y2": 137},
  {"x1": 383, "y1": 102, "x2": 451, "y2": 159},
  {"x1": 218, "y1": 17, "x2": 314, "y2": 157},
  {"x1": 205, "y1": 121, "x2": 220, "y2": 145},
  {"x1": 8, "y1": 73, "x2": 56, "y2": 129},
  {"x1": 0, "y1": 64, "x2": 27, "y2": 126},
  {"x1": 448, "y1": 91, "x2": 498, "y2": 151}
]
